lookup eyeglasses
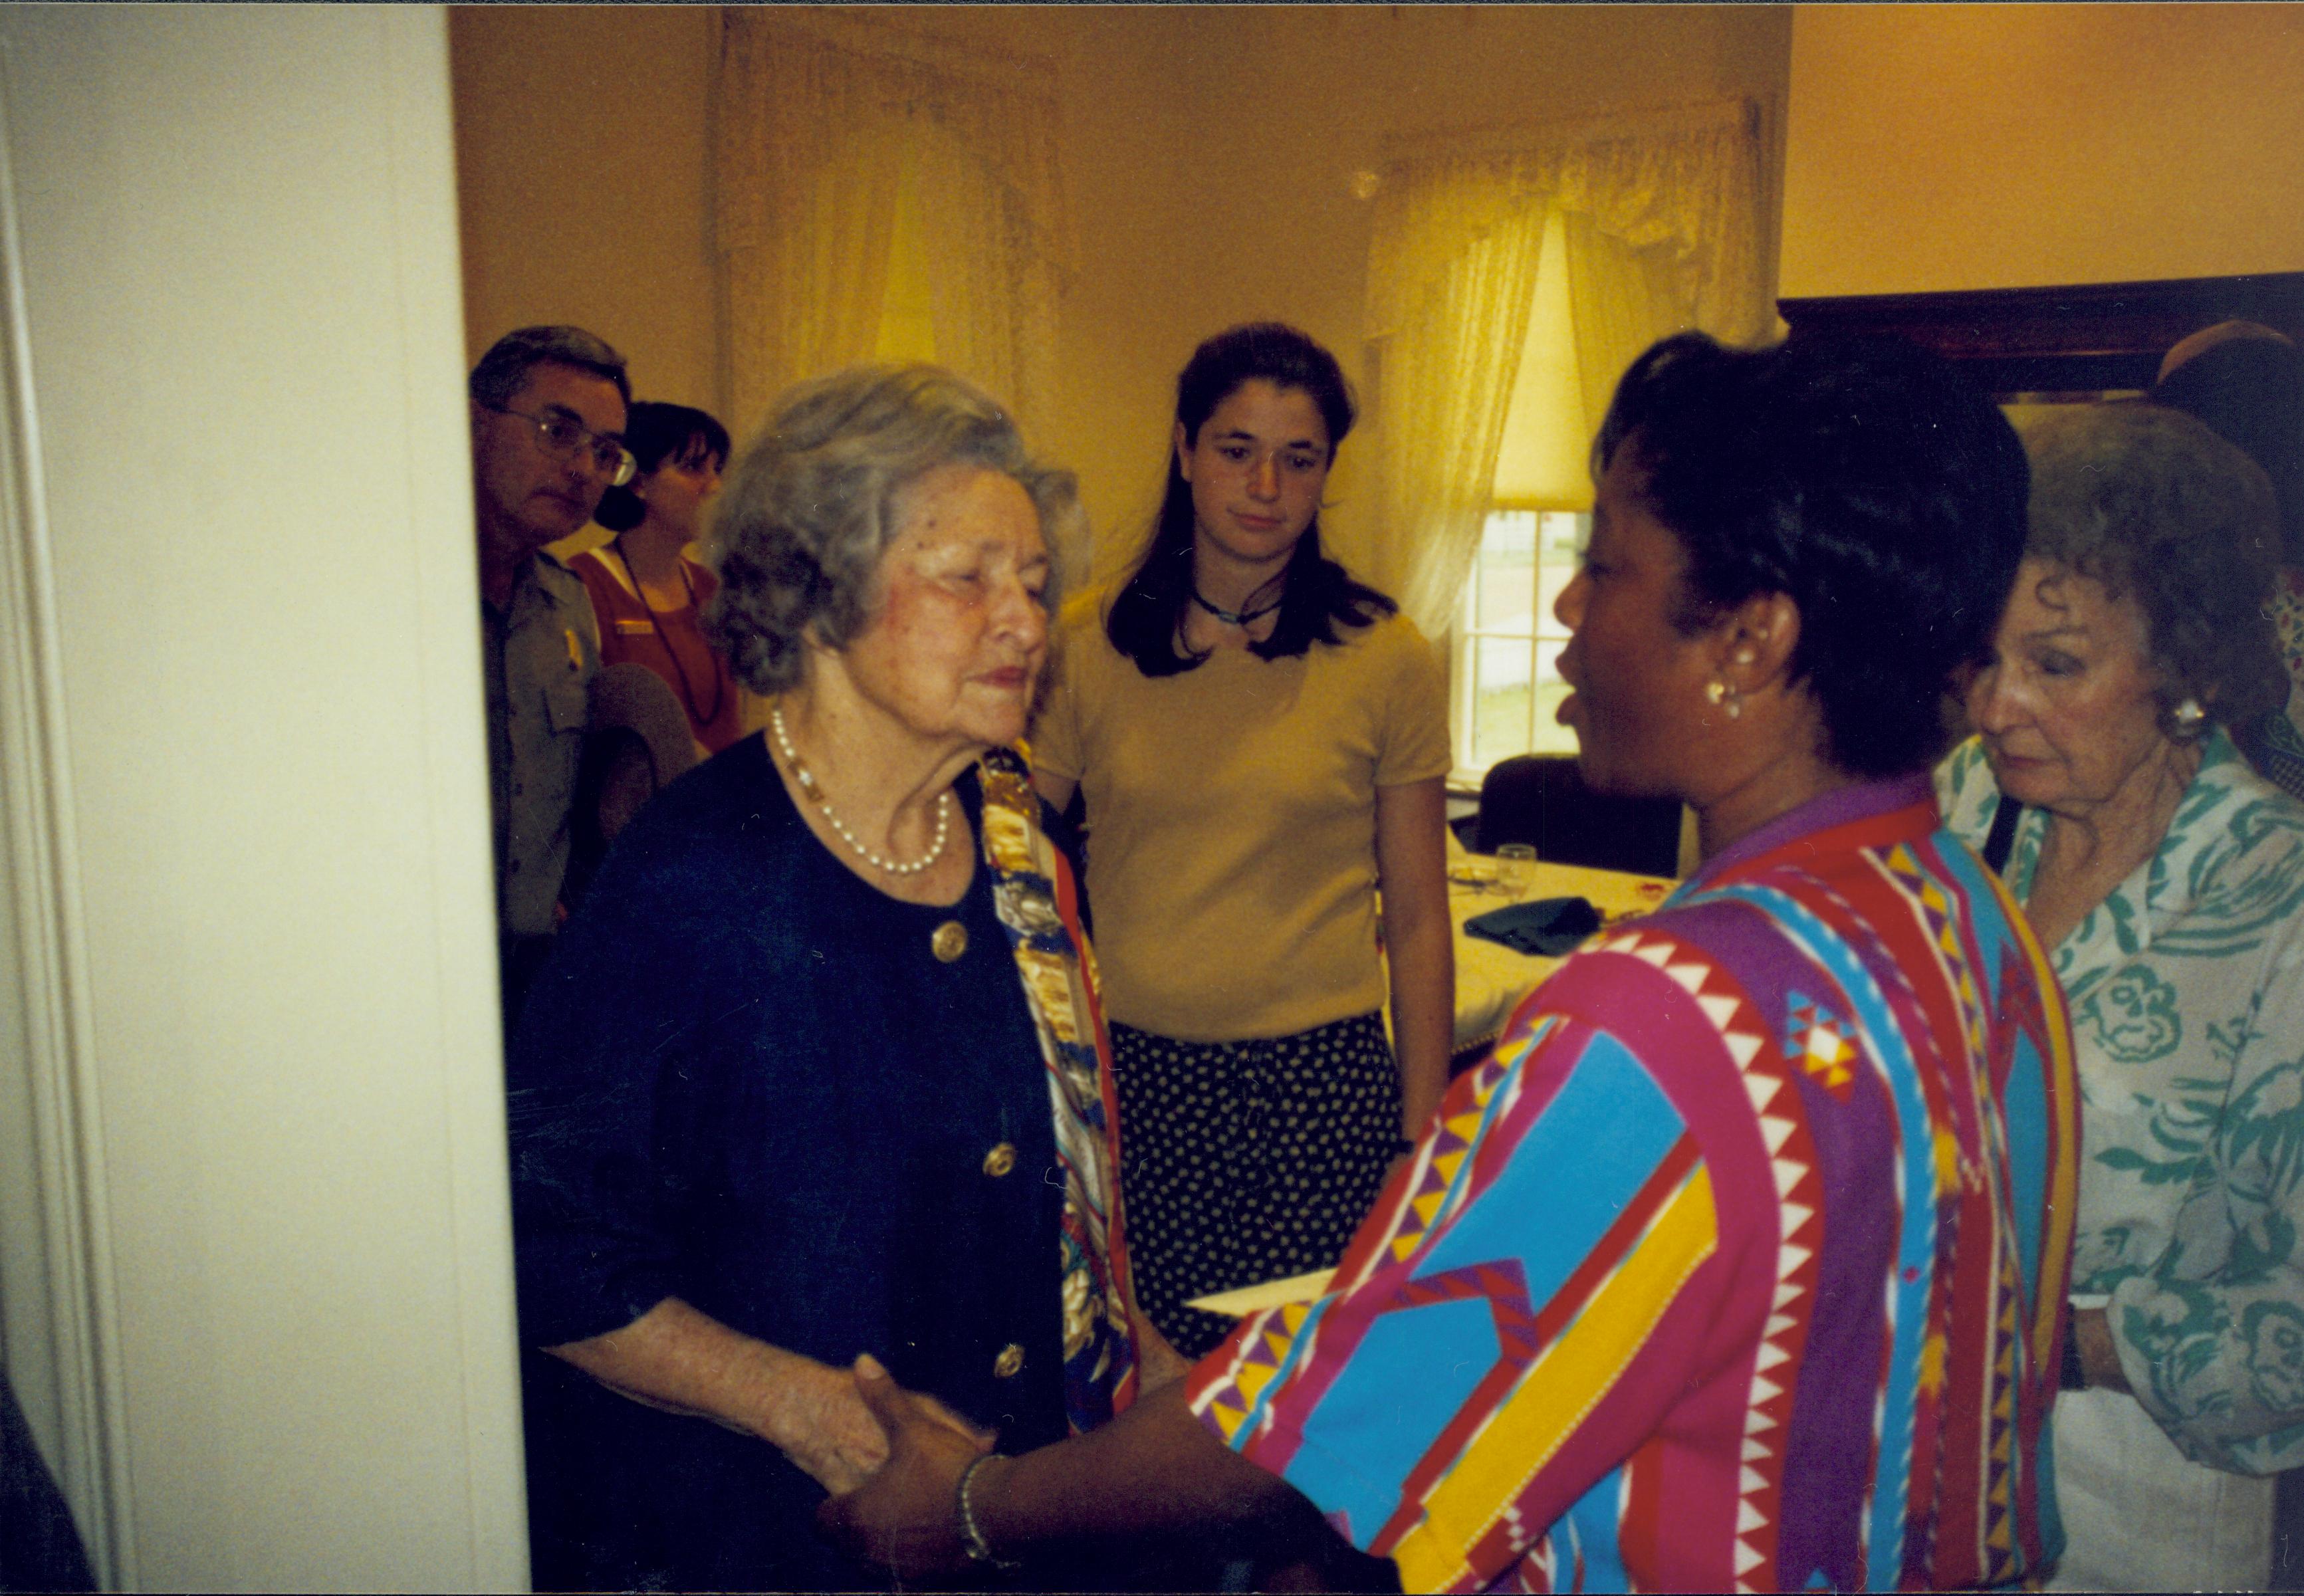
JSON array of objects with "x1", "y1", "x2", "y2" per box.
[{"x1": 485, "y1": 403, "x2": 637, "y2": 486}]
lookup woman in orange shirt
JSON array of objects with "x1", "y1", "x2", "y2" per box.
[{"x1": 574, "y1": 402, "x2": 745, "y2": 754}]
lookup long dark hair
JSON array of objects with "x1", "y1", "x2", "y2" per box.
[{"x1": 1107, "y1": 323, "x2": 1395, "y2": 677}]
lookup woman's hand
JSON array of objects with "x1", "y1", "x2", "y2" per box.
[
  {"x1": 830, "y1": 1367, "x2": 1333, "y2": 1579},
  {"x1": 765, "y1": 1355, "x2": 896, "y2": 1494},
  {"x1": 1373, "y1": 778, "x2": 1453, "y2": 1137},
  {"x1": 817, "y1": 1354, "x2": 994, "y2": 1579},
  {"x1": 776, "y1": 1359, "x2": 998, "y2": 1494},
  {"x1": 546, "y1": 1298, "x2": 992, "y2": 1497}
]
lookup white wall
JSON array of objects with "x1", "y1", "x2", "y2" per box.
[{"x1": 0, "y1": 7, "x2": 524, "y2": 1589}]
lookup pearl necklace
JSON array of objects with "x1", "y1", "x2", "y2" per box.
[{"x1": 770, "y1": 705, "x2": 952, "y2": 875}]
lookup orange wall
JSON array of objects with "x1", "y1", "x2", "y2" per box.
[
  {"x1": 1783, "y1": 3, "x2": 2304, "y2": 298},
  {"x1": 449, "y1": 6, "x2": 719, "y2": 408}
]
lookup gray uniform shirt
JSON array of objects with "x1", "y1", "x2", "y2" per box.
[{"x1": 485, "y1": 552, "x2": 598, "y2": 939}]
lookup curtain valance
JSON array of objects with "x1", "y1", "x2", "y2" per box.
[
  {"x1": 713, "y1": 11, "x2": 1068, "y2": 439},
  {"x1": 1359, "y1": 97, "x2": 1769, "y2": 638},
  {"x1": 1365, "y1": 97, "x2": 1766, "y2": 348}
]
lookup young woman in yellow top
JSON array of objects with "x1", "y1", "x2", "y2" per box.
[{"x1": 1032, "y1": 324, "x2": 1452, "y2": 1357}]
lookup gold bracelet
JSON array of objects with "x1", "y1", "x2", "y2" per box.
[{"x1": 957, "y1": 1452, "x2": 1019, "y2": 1571}]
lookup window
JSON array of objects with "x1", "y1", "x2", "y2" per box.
[
  {"x1": 1452, "y1": 509, "x2": 1587, "y2": 778},
  {"x1": 1450, "y1": 206, "x2": 1591, "y2": 782}
]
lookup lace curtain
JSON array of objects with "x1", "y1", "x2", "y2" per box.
[
  {"x1": 713, "y1": 11, "x2": 1070, "y2": 442},
  {"x1": 1361, "y1": 98, "x2": 1768, "y2": 638}
]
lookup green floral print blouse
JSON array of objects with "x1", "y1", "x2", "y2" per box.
[{"x1": 1940, "y1": 731, "x2": 2304, "y2": 1475}]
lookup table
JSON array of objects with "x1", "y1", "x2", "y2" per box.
[{"x1": 1447, "y1": 857, "x2": 1677, "y2": 1058}]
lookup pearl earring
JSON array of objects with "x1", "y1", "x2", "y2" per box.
[{"x1": 2173, "y1": 697, "x2": 2206, "y2": 736}]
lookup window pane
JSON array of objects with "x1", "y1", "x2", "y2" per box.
[
  {"x1": 1470, "y1": 635, "x2": 1534, "y2": 772},
  {"x1": 1474, "y1": 511, "x2": 1537, "y2": 631},
  {"x1": 1541, "y1": 511, "x2": 1587, "y2": 558},
  {"x1": 1452, "y1": 511, "x2": 1593, "y2": 774}
]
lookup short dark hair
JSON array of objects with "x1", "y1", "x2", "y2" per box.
[
  {"x1": 2018, "y1": 403, "x2": 2285, "y2": 736},
  {"x1": 1595, "y1": 332, "x2": 2031, "y2": 779},
  {"x1": 594, "y1": 402, "x2": 733, "y2": 534},
  {"x1": 2151, "y1": 331, "x2": 2304, "y2": 566},
  {"x1": 1106, "y1": 322, "x2": 1395, "y2": 677},
  {"x1": 468, "y1": 325, "x2": 632, "y2": 411}
]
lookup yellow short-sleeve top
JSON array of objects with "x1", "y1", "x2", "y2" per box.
[{"x1": 1031, "y1": 586, "x2": 1450, "y2": 1042}]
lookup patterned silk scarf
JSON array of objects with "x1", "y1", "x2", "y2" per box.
[{"x1": 976, "y1": 746, "x2": 1139, "y2": 1430}]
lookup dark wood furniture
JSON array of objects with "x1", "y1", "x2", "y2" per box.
[
  {"x1": 1779, "y1": 271, "x2": 2304, "y2": 399},
  {"x1": 1474, "y1": 754, "x2": 1682, "y2": 879}
]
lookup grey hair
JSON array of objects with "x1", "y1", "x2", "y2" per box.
[
  {"x1": 2018, "y1": 403, "x2": 2287, "y2": 735},
  {"x1": 469, "y1": 325, "x2": 632, "y2": 409},
  {"x1": 703, "y1": 365, "x2": 1085, "y2": 695}
]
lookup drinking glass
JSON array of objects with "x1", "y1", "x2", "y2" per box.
[{"x1": 1494, "y1": 843, "x2": 1536, "y2": 899}]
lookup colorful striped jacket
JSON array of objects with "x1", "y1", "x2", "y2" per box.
[{"x1": 1189, "y1": 776, "x2": 2079, "y2": 1592}]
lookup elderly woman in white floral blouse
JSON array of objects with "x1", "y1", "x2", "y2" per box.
[{"x1": 1939, "y1": 403, "x2": 2304, "y2": 1591}]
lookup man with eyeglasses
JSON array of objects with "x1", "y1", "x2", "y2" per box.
[{"x1": 469, "y1": 324, "x2": 634, "y2": 1032}]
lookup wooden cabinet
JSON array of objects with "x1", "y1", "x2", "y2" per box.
[{"x1": 1778, "y1": 272, "x2": 2304, "y2": 400}]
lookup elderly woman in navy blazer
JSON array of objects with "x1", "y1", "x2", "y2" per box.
[{"x1": 509, "y1": 365, "x2": 1163, "y2": 1592}]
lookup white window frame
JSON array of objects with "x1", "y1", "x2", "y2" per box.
[{"x1": 1448, "y1": 508, "x2": 1589, "y2": 787}]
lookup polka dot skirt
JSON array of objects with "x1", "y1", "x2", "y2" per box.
[{"x1": 1111, "y1": 1012, "x2": 1401, "y2": 1359}]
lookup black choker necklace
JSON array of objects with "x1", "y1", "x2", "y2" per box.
[{"x1": 1190, "y1": 587, "x2": 1283, "y2": 627}]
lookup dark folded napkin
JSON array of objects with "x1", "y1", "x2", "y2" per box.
[{"x1": 1464, "y1": 895, "x2": 1602, "y2": 957}]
